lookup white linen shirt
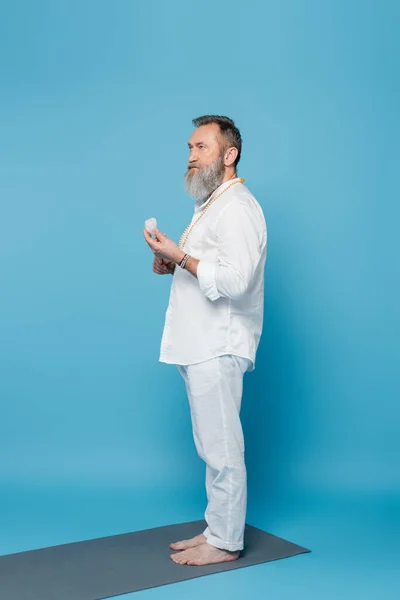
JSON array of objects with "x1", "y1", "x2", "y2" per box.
[{"x1": 159, "y1": 178, "x2": 267, "y2": 371}]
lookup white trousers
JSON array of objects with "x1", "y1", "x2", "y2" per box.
[{"x1": 177, "y1": 354, "x2": 250, "y2": 552}]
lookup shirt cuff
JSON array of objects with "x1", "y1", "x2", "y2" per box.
[{"x1": 197, "y1": 260, "x2": 220, "y2": 301}]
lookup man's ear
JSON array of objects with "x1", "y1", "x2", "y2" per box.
[{"x1": 224, "y1": 146, "x2": 238, "y2": 167}]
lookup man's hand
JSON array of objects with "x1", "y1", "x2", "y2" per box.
[
  {"x1": 143, "y1": 228, "x2": 185, "y2": 264},
  {"x1": 153, "y1": 256, "x2": 175, "y2": 275}
]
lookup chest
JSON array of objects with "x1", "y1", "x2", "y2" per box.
[{"x1": 179, "y1": 208, "x2": 219, "y2": 258}]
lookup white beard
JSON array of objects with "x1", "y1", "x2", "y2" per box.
[{"x1": 184, "y1": 154, "x2": 225, "y2": 202}]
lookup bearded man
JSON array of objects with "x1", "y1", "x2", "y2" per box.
[{"x1": 143, "y1": 115, "x2": 267, "y2": 567}]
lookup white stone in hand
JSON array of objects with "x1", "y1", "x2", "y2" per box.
[{"x1": 145, "y1": 217, "x2": 157, "y2": 235}]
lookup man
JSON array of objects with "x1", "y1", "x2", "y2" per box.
[{"x1": 143, "y1": 115, "x2": 267, "y2": 567}]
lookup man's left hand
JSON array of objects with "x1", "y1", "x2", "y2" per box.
[{"x1": 143, "y1": 228, "x2": 184, "y2": 264}]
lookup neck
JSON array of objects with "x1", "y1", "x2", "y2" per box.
[{"x1": 222, "y1": 168, "x2": 237, "y2": 183}]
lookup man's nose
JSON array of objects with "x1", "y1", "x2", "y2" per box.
[{"x1": 188, "y1": 149, "x2": 198, "y2": 163}]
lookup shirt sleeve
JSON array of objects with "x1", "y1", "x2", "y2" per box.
[{"x1": 197, "y1": 200, "x2": 265, "y2": 301}]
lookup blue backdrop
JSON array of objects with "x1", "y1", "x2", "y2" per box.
[{"x1": 0, "y1": 1, "x2": 398, "y2": 598}]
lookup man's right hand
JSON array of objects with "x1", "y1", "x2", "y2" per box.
[{"x1": 153, "y1": 256, "x2": 176, "y2": 275}]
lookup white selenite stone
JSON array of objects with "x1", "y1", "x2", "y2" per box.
[{"x1": 145, "y1": 217, "x2": 157, "y2": 235}]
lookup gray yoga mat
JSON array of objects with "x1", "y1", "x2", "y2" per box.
[{"x1": 0, "y1": 519, "x2": 310, "y2": 599}]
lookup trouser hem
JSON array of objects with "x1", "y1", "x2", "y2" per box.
[{"x1": 204, "y1": 533, "x2": 244, "y2": 552}]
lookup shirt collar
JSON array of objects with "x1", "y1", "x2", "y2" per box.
[{"x1": 194, "y1": 177, "x2": 242, "y2": 213}]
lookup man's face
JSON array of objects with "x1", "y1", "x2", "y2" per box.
[
  {"x1": 184, "y1": 124, "x2": 226, "y2": 201},
  {"x1": 187, "y1": 123, "x2": 222, "y2": 172}
]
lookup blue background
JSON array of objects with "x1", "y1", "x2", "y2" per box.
[{"x1": 0, "y1": 1, "x2": 398, "y2": 597}]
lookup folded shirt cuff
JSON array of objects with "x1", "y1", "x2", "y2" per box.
[{"x1": 197, "y1": 260, "x2": 220, "y2": 301}]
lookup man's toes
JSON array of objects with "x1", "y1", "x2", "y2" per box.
[
  {"x1": 170, "y1": 540, "x2": 189, "y2": 550},
  {"x1": 171, "y1": 552, "x2": 185, "y2": 564},
  {"x1": 171, "y1": 549, "x2": 194, "y2": 565},
  {"x1": 175, "y1": 554, "x2": 187, "y2": 564}
]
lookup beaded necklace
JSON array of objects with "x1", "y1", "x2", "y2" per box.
[{"x1": 178, "y1": 177, "x2": 244, "y2": 249}]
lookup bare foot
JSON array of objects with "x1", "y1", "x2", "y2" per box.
[
  {"x1": 170, "y1": 533, "x2": 207, "y2": 551},
  {"x1": 170, "y1": 542, "x2": 240, "y2": 566}
]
